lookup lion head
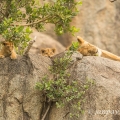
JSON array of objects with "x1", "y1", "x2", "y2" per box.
[
  {"x1": 77, "y1": 36, "x2": 99, "y2": 56},
  {"x1": 2, "y1": 41, "x2": 14, "y2": 54},
  {"x1": 40, "y1": 48, "x2": 56, "y2": 57}
]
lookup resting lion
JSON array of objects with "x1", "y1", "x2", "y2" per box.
[
  {"x1": 40, "y1": 48, "x2": 56, "y2": 57},
  {"x1": 69, "y1": 36, "x2": 120, "y2": 62}
]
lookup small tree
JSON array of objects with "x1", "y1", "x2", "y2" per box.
[
  {"x1": 36, "y1": 42, "x2": 94, "y2": 120},
  {"x1": 0, "y1": 0, "x2": 82, "y2": 54}
]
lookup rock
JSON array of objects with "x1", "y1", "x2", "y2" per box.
[
  {"x1": 0, "y1": 54, "x2": 52, "y2": 120},
  {"x1": 0, "y1": 52, "x2": 120, "y2": 120},
  {"x1": 50, "y1": 53, "x2": 120, "y2": 120}
]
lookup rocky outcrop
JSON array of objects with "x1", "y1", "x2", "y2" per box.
[
  {"x1": 50, "y1": 52, "x2": 120, "y2": 120},
  {"x1": 0, "y1": 54, "x2": 52, "y2": 120},
  {"x1": 0, "y1": 52, "x2": 120, "y2": 120}
]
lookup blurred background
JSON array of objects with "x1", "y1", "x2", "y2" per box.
[
  {"x1": 0, "y1": 0, "x2": 119, "y2": 55},
  {"x1": 40, "y1": 0, "x2": 120, "y2": 55}
]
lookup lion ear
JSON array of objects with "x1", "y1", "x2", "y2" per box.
[
  {"x1": 41, "y1": 49, "x2": 46, "y2": 53},
  {"x1": 52, "y1": 48, "x2": 56, "y2": 53},
  {"x1": 1, "y1": 41, "x2": 8, "y2": 46},
  {"x1": 77, "y1": 36, "x2": 85, "y2": 44}
]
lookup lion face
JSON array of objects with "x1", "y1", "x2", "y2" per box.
[
  {"x1": 40, "y1": 48, "x2": 56, "y2": 57},
  {"x1": 2, "y1": 41, "x2": 14, "y2": 54},
  {"x1": 78, "y1": 43, "x2": 98, "y2": 56},
  {"x1": 77, "y1": 36, "x2": 98, "y2": 56}
]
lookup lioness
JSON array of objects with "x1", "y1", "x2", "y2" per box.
[{"x1": 69, "y1": 36, "x2": 120, "y2": 62}]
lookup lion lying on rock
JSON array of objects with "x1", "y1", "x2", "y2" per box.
[{"x1": 68, "y1": 36, "x2": 120, "y2": 62}]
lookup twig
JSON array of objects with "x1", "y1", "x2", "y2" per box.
[
  {"x1": 41, "y1": 102, "x2": 52, "y2": 120},
  {"x1": 63, "y1": 112, "x2": 70, "y2": 119},
  {"x1": 23, "y1": 36, "x2": 37, "y2": 55},
  {"x1": 12, "y1": 16, "x2": 52, "y2": 26}
]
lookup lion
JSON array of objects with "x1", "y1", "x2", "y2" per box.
[
  {"x1": 0, "y1": 41, "x2": 17, "y2": 59},
  {"x1": 69, "y1": 36, "x2": 120, "y2": 62},
  {"x1": 40, "y1": 48, "x2": 56, "y2": 57},
  {"x1": 29, "y1": 32, "x2": 65, "y2": 55}
]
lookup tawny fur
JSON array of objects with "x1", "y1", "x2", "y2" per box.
[
  {"x1": 68, "y1": 36, "x2": 120, "y2": 62},
  {"x1": 101, "y1": 50, "x2": 120, "y2": 61},
  {"x1": 40, "y1": 48, "x2": 56, "y2": 57},
  {"x1": 0, "y1": 41, "x2": 17, "y2": 59}
]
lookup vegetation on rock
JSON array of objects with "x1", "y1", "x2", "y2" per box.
[{"x1": 36, "y1": 42, "x2": 94, "y2": 120}]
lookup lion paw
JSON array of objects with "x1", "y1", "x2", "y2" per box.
[
  {"x1": 0, "y1": 55, "x2": 5, "y2": 58},
  {"x1": 10, "y1": 55, "x2": 17, "y2": 59}
]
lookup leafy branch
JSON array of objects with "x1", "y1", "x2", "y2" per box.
[
  {"x1": 0, "y1": 0, "x2": 82, "y2": 55},
  {"x1": 12, "y1": 16, "x2": 52, "y2": 26}
]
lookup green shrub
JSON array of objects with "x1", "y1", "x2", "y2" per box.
[{"x1": 36, "y1": 42, "x2": 94, "y2": 119}]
